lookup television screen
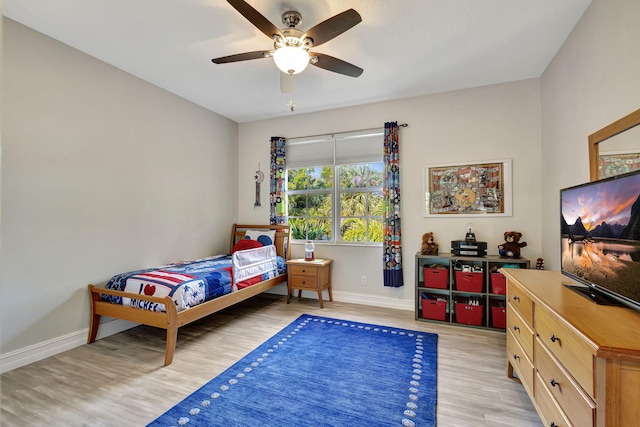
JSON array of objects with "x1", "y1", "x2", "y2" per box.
[{"x1": 560, "y1": 170, "x2": 640, "y2": 310}]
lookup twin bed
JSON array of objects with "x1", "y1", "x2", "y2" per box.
[{"x1": 87, "y1": 224, "x2": 290, "y2": 366}]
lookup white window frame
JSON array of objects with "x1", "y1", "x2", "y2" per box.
[{"x1": 286, "y1": 129, "x2": 384, "y2": 245}]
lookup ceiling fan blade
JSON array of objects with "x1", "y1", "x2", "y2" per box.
[
  {"x1": 280, "y1": 72, "x2": 296, "y2": 94},
  {"x1": 212, "y1": 50, "x2": 272, "y2": 64},
  {"x1": 227, "y1": 0, "x2": 283, "y2": 40},
  {"x1": 302, "y1": 9, "x2": 362, "y2": 47},
  {"x1": 310, "y1": 53, "x2": 363, "y2": 78}
]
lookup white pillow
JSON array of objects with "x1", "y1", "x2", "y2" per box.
[{"x1": 244, "y1": 229, "x2": 276, "y2": 247}]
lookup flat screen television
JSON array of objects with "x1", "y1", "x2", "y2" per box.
[{"x1": 560, "y1": 169, "x2": 640, "y2": 311}]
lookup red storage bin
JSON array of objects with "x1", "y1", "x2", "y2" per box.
[
  {"x1": 421, "y1": 297, "x2": 447, "y2": 321},
  {"x1": 455, "y1": 302, "x2": 484, "y2": 326},
  {"x1": 491, "y1": 305, "x2": 507, "y2": 329},
  {"x1": 423, "y1": 267, "x2": 448, "y2": 289},
  {"x1": 455, "y1": 271, "x2": 483, "y2": 292},
  {"x1": 491, "y1": 272, "x2": 507, "y2": 294}
]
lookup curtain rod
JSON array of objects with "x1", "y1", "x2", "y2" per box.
[{"x1": 286, "y1": 123, "x2": 409, "y2": 143}]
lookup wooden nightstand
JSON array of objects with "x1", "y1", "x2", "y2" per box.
[{"x1": 285, "y1": 258, "x2": 333, "y2": 308}]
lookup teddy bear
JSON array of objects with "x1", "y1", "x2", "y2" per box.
[
  {"x1": 421, "y1": 232, "x2": 439, "y2": 255},
  {"x1": 498, "y1": 231, "x2": 527, "y2": 258}
]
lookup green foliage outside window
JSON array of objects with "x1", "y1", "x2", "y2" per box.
[{"x1": 287, "y1": 163, "x2": 383, "y2": 244}]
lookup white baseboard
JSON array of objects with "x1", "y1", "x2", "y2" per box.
[
  {"x1": 331, "y1": 291, "x2": 414, "y2": 311},
  {"x1": 1, "y1": 291, "x2": 412, "y2": 373},
  {"x1": 268, "y1": 287, "x2": 413, "y2": 311},
  {"x1": 0, "y1": 318, "x2": 137, "y2": 374}
]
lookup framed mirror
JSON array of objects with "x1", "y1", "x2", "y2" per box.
[{"x1": 589, "y1": 108, "x2": 640, "y2": 181}]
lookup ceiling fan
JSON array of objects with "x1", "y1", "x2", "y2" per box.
[{"x1": 212, "y1": 0, "x2": 364, "y2": 93}]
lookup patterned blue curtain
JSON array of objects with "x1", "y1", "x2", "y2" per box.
[
  {"x1": 383, "y1": 122, "x2": 403, "y2": 287},
  {"x1": 270, "y1": 137, "x2": 287, "y2": 225}
]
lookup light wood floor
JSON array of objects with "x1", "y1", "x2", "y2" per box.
[{"x1": 0, "y1": 295, "x2": 541, "y2": 426}]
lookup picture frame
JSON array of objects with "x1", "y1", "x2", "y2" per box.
[
  {"x1": 423, "y1": 159, "x2": 512, "y2": 217},
  {"x1": 598, "y1": 150, "x2": 640, "y2": 179}
]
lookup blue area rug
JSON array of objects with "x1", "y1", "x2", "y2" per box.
[{"x1": 148, "y1": 314, "x2": 438, "y2": 427}]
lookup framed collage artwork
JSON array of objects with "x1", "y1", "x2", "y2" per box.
[
  {"x1": 423, "y1": 159, "x2": 512, "y2": 217},
  {"x1": 598, "y1": 151, "x2": 640, "y2": 178}
]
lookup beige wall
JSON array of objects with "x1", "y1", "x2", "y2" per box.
[
  {"x1": 2, "y1": 0, "x2": 637, "y2": 370},
  {"x1": 238, "y1": 79, "x2": 542, "y2": 308},
  {"x1": 1, "y1": 19, "x2": 238, "y2": 361},
  {"x1": 540, "y1": 0, "x2": 640, "y2": 270}
]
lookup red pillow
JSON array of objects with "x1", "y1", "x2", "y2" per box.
[{"x1": 232, "y1": 239, "x2": 263, "y2": 254}]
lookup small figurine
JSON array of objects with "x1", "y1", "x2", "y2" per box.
[
  {"x1": 498, "y1": 231, "x2": 527, "y2": 258},
  {"x1": 421, "y1": 232, "x2": 439, "y2": 255},
  {"x1": 536, "y1": 258, "x2": 545, "y2": 270}
]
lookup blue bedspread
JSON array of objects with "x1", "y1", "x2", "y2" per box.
[
  {"x1": 104, "y1": 255, "x2": 234, "y2": 312},
  {"x1": 103, "y1": 255, "x2": 287, "y2": 312}
]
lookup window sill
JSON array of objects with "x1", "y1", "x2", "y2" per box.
[{"x1": 290, "y1": 241, "x2": 382, "y2": 248}]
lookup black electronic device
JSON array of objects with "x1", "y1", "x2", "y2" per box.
[
  {"x1": 560, "y1": 169, "x2": 640, "y2": 312},
  {"x1": 451, "y1": 240, "x2": 487, "y2": 257}
]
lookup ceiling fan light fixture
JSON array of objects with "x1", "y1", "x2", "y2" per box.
[{"x1": 273, "y1": 45, "x2": 310, "y2": 75}]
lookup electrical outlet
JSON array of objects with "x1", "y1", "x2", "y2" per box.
[{"x1": 361, "y1": 276, "x2": 367, "y2": 286}]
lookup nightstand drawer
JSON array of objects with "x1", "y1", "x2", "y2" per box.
[
  {"x1": 535, "y1": 337, "x2": 595, "y2": 427},
  {"x1": 289, "y1": 275, "x2": 318, "y2": 289},
  {"x1": 289, "y1": 264, "x2": 317, "y2": 277}
]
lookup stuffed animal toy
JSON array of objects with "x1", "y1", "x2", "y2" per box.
[
  {"x1": 421, "y1": 232, "x2": 439, "y2": 255},
  {"x1": 498, "y1": 231, "x2": 527, "y2": 258}
]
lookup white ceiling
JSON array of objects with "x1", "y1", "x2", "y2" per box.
[{"x1": 4, "y1": 0, "x2": 592, "y2": 123}]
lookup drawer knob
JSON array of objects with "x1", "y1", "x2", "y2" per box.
[
  {"x1": 301, "y1": 269, "x2": 306, "y2": 273},
  {"x1": 512, "y1": 354, "x2": 520, "y2": 361},
  {"x1": 512, "y1": 295, "x2": 520, "y2": 302},
  {"x1": 513, "y1": 325, "x2": 520, "y2": 332},
  {"x1": 550, "y1": 335, "x2": 560, "y2": 343},
  {"x1": 550, "y1": 379, "x2": 559, "y2": 387}
]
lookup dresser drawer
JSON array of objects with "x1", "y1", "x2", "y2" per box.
[
  {"x1": 507, "y1": 304, "x2": 534, "y2": 360},
  {"x1": 289, "y1": 264, "x2": 317, "y2": 277},
  {"x1": 506, "y1": 280, "x2": 533, "y2": 324},
  {"x1": 289, "y1": 275, "x2": 318, "y2": 289},
  {"x1": 535, "y1": 337, "x2": 595, "y2": 427},
  {"x1": 535, "y1": 303, "x2": 596, "y2": 398},
  {"x1": 534, "y1": 372, "x2": 573, "y2": 427},
  {"x1": 507, "y1": 329, "x2": 534, "y2": 396}
]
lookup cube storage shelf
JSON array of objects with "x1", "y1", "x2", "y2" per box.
[{"x1": 415, "y1": 252, "x2": 530, "y2": 330}]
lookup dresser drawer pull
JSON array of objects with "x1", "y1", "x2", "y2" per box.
[
  {"x1": 512, "y1": 295, "x2": 520, "y2": 302},
  {"x1": 301, "y1": 269, "x2": 306, "y2": 273},
  {"x1": 301, "y1": 281, "x2": 306, "y2": 284},
  {"x1": 512, "y1": 354, "x2": 520, "y2": 361},
  {"x1": 550, "y1": 379, "x2": 559, "y2": 388},
  {"x1": 513, "y1": 325, "x2": 520, "y2": 332},
  {"x1": 550, "y1": 335, "x2": 560, "y2": 344}
]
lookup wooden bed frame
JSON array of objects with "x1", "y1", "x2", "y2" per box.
[{"x1": 87, "y1": 224, "x2": 290, "y2": 366}]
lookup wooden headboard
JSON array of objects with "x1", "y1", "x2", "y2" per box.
[{"x1": 230, "y1": 224, "x2": 291, "y2": 260}]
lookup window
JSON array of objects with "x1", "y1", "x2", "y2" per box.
[{"x1": 286, "y1": 130, "x2": 383, "y2": 244}]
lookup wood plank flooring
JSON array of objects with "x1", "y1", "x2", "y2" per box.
[{"x1": 0, "y1": 295, "x2": 541, "y2": 426}]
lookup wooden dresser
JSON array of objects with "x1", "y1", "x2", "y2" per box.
[{"x1": 502, "y1": 269, "x2": 640, "y2": 427}]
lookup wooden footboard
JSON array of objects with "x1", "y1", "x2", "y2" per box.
[
  {"x1": 88, "y1": 285, "x2": 179, "y2": 365},
  {"x1": 87, "y1": 224, "x2": 290, "y2": 366}
]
